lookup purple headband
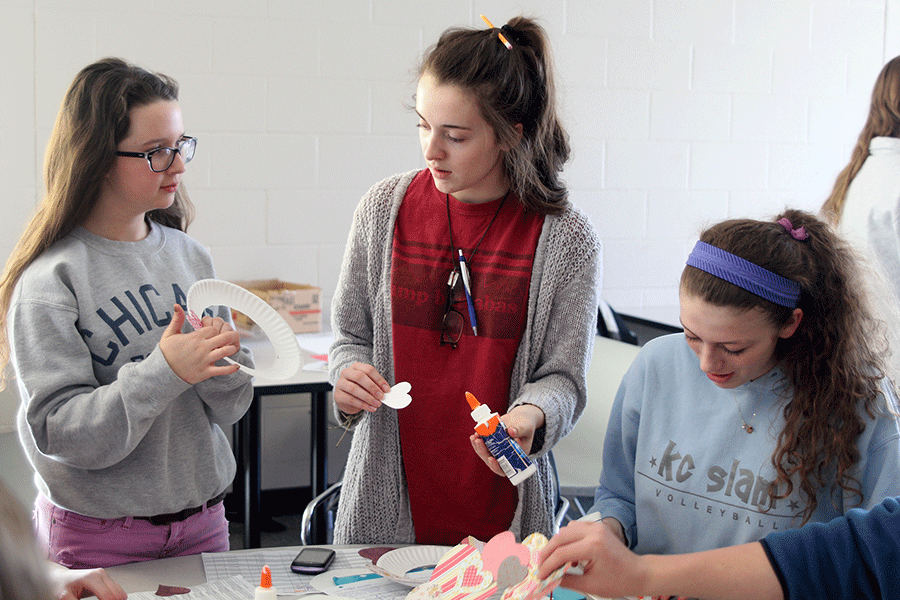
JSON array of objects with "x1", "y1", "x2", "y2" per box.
[{"x1": 686, "y1": 241, "x2": 802, "y2": 308}]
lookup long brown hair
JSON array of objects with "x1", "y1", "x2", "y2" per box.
[
  {"x1": 0, "y1": 58, "x2": 194, "y2": 389},
  {"x1": 418, "y1": 16, "x2": 570, "y2": 215},
  {"x1": 682, "y1": 209, "x2": 894, "y2": 523},
  {"x1": 822, "y1": 55, "x2": 900, "y2": 223}
]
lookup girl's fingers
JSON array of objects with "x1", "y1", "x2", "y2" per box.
[
  {"x1": 162, "y1": 304, "x2": 186, "y2": 339},
  {"x1": 207, "y1": 363, "x2": 242, "y2": 378},
  {"x1": 469, "y1": 435, "x2": 505, "y2": 476},
  {"x1": 335, "y1": 379, "x2": 381, "y2": 413},
  {"x1": 210, "y1": 345, "x2": 241, "y2": 363}
]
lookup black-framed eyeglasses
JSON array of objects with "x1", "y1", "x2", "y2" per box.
[
  {"x1": 440, "y1": 270, "x2": 465, "y2": 349},
  {"x1": 115, "y1": 136, "x2": 197, "y2": 172}
]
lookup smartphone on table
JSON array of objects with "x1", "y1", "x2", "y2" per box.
[{"x1": 291, "y1": 547, "x2": 336, "y2": 574}]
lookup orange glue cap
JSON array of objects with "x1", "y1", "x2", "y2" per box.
[
  {"x1": 260, "y1": 565, "x2": 272, "y2": 588},
  {"x1": 466, "y1": 391, "x2": 499, "y2": 435}
]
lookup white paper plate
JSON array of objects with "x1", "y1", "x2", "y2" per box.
[
  {"x1": 186, "y1": 279, "x2": 301, "y2": 380},
  {"x1": 370, "y1": 545, "x2": 451, "y2": 587}
]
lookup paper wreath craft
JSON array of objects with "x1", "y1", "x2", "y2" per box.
[
  {"x1": 404, "y1": 531, "x2": 569, "y2": 600},
  {"x1": 185, "y1": 279, "x2": 301, "y2": 380}
]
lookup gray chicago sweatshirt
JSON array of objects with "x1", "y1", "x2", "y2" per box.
[{"x1": 9, "y1": 223, "x2": 253, "y2": 518}]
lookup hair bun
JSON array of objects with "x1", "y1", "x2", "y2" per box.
[{"x1": 501, "y1": 24, "x2": 530, "y2": 47}]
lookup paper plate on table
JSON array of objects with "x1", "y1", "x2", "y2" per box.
[
  {"x1": 369, "y1": 545, "x2": 451, "y2": 587},
  {"x1": 186, "y1": 279, "x2": 301, "y2": 380}
]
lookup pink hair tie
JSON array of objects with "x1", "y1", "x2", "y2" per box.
[{"x1": 778, "y1": 218, "x2": 809, "y2": 241}]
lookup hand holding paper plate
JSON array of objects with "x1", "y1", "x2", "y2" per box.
[{"x1": 186, "y1": 279, "x2": 301, "y2": 381}]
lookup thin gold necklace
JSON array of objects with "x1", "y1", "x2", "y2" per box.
[{"x1": 731, "y1": 393, "x2": 756, "y2": 434}]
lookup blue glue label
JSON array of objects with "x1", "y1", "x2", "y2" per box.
[{"x1": 482, "y1": 420, "x2": 534, "y2": 481}]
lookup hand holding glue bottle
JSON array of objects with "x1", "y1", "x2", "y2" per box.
[{"x1": 466, "y1": 392, "x2": 537, "y2": 485}]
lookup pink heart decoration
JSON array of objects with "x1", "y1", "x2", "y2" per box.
[
  {"x1": 462, "y1": 565, "x2": 484, "y2": 588},
  {"x1": 482, "y1": 531, "x2": 532, "y2": 578},
  {"x1": 500, "y1": 533, "x2": 571, "y2": 600}
]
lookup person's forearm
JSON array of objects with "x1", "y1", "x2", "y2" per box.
[{"x1": 642, "y1": 542, "x2": 783, "y2": 600}]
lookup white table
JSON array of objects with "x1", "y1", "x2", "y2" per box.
[
  {"x1": 104, "y1": 545, "x2": 614, "y2": 599},
  {"x1": 105, "y1": 545, "x2": 376, "y2": 598},
  {"x1": 105, "y1": 552, "x2": 207, "y2": 593}
]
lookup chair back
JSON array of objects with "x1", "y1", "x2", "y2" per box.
[{"x1": 553, "y1": 335, "x2": 641, "y2": 497}]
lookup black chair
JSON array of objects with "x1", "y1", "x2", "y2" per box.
[
  {"x1": 597, "y1": 299, "x2": 639, "y2": 345},
  {"x1": 300, "y1": 480, "x2": 342, "y2": 545}
]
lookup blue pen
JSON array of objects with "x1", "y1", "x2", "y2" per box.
[{"x1": 458, "y1": 249, "x2": 478, "y2": 336}]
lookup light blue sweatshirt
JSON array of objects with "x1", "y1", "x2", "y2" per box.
[{"x1": 592, "y1": 333, "x2": 900, "y2": 554}]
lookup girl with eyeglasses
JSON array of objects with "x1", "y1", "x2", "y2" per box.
[
  {"x1": 329, "y1": 16, "x2": 602, "y2": 545},
  {"x1": 0, "y1": 58, "x2": 254, "y2": 568},
  {"x1": 586, "y1": 211, "x2": 900, "y2": 599}
]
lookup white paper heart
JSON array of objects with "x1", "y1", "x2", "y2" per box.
[{"x1": 382, "y1": 381, "x2": 412, "y2": 409}]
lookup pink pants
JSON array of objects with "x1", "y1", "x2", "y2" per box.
[{"x1": 34, "y1": 494, "x2": 230, "y2": 569}]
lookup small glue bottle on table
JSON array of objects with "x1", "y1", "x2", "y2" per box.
[
  {"x1": 466, "y1": 391, "x2": 537, "y2": 485},
  {"x1": 255, "y1": 565, "x2": 277, "y2": 600}
]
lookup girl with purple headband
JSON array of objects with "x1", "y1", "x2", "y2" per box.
[{"x1": 580, "y1": 209, "x2": 900, "y2": 592}]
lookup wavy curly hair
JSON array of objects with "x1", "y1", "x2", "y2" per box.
[
  {"x1": 682, "y1": 208, "x2": 895, "y2": 523},
  {"x1": 417, "y1": 15, "x2": 570, "y2": 215}
]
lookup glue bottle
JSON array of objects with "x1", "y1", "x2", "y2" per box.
[
  {"x1": 254, "y1": 565, "x2": 277, "y2": 600},
  {"x1": 466, "y1": 392, "x2": 537, "y2": 485}
]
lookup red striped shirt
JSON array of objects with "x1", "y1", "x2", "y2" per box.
[{"x1": 392, "y1": 170, "x2": 544, "y2": 544}]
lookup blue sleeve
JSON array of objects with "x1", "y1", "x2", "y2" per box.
[
  {"x1": 590, "y1": 362, "x2": 641, "y2": 548},
  {"x1": 760, "y1": 496, "x2": 900, "y2": 599}
]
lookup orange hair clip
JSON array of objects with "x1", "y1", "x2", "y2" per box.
[{"x1": 480, "y1": 14, "x2": 513, "y2": 50}]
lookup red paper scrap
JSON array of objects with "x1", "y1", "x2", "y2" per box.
[
  {"x1": 155, "y1": 584, "x2": 191, "y2": 596},
  {"x1": 358, "y1": 546, "x2": 396, "y2": 562}
]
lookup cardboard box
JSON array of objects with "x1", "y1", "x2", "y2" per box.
[{"x1": 231, "y1": 279, "x2": 321, "y2": 333}]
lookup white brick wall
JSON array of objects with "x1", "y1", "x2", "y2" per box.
[{"x1": 1, "y1": 0, "x2": 898, "y2": 430}]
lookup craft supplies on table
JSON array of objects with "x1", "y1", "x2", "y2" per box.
[{"x1": 111, "y1": 544, "x2": 614, "y2": 599}]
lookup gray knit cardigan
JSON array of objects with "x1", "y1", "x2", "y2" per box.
[{"x1": 328, "y1": 170, "x2": 603, "y2": 544}]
